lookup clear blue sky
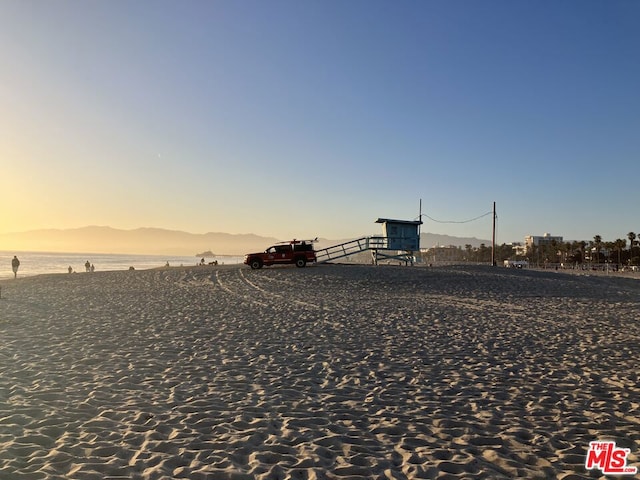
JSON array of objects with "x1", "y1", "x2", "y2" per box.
[{"x1": 1, "y1": 0, "x2": 638, "y2": 244}]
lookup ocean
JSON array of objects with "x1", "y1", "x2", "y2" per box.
[{"x1": 0, "y1": 251, "x2": 244, "y2": 280}]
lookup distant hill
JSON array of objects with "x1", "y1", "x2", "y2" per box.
[
  {"x1": 420, "y1": 232, "x2": 491, "y2": 249},
  {"x1": 0, "y1": 226, "x2": 491, "y2": 255},
  {"x1": 0, "y1": 226, "x2": 281, "y2": 256}
]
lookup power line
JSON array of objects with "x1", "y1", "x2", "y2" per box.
[{"x1": 421, "y1": 211, "x2": 493, "y2": 224}]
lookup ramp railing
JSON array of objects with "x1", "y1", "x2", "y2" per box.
[{"x1": 315, "y1": 236, "x2": 387, "y2": 263}]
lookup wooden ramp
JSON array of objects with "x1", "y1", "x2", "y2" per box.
[{"x1": 315, "y1": 237, "x2": 387, "y2": 263}]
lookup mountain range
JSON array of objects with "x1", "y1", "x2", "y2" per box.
[{"x1": 0, "y1": 226, "x2": 491, "y2": 256}]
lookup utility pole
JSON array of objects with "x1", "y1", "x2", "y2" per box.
[
  {"x1": 491, "y1": 201, "x2": 497, "y2": 266},
  {"x1": 418, "y1": 198, "x2": 423, "y2": 264}
]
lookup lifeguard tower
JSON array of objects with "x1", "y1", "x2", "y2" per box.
[
  {"x1": 371, "y1": 218, "x2": 422, "y2": 264},
  {"x1": 314, "y1": 217, "x2": 422, "y2": 265}
]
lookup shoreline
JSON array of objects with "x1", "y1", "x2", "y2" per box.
[{"x1": 0, "y1": 251, "x2": 244, "y2": 281}]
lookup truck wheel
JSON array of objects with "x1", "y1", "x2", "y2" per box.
[
  {"x1": 250, "y1": 258, "x2": 263, "y2": 269},
  {"x1": 295, "y1": 257, "x2": 307, "y2": 268}
]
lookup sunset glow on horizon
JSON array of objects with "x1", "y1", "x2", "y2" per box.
[{"x1": 1, "y1": 1, "x2": 638, "y2": 247}]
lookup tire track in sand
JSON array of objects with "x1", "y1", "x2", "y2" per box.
[
  {"x1": 238, "y1": 268, "x2": 324, "y2": 310},
  {"x1": 214, "y1": 267, "x2": 324, "y2": 310},
  {"x1": 213, "y1": 268, "x2": 270, "y2": 307}
]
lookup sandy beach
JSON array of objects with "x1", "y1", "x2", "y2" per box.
[{"x1": 0, "y1": 264, "x2": 638, "y2": 479}]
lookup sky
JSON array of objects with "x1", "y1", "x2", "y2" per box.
[{"x1": 1, "y1": 0, "x2": 638, "y2": 245}]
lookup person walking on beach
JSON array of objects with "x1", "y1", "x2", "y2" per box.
[
  {"x1": 85, "y1": 260, "x2": 91, "y2": 272},
  {"x1": 11, "y1": 256, "x2": 20, "y2": 278}
]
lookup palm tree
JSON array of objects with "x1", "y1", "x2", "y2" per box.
[
  {"x1": 550, "y1": 239, "x2": 563, "y2": 265},
  {"x1": 578, "y1": 240, "x2": 587, "y2": 264},
  {"x1": 614, "y1": 239, "x2": 626, "y2": 266},
  {"x1": 604, "y1": 241, "x2": 616, "y2": 265},
  {"x1": 628, "y1": 232, "x2": 637, "y2": 264},
  {"x1": 478, "y1": 243, "x2": 489, "y2": 263},
  {"x1": 569, "y1": 241, "x2": 582, "y2": 264},
  {"x1": 464, "y1": 244, "x2": 473, "y2": 262},
  {"x1": 593, "y1": 235, "x2": 602, "y2": 263}
]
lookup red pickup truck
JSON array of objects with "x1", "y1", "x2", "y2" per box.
[{"x1": 244, "y1": 239, "x2": 317, "y2": 269}]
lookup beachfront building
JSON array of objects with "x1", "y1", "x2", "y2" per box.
[
  {"x1": 419, "y1": 245, "x2": 463, "y2": 264},
  {"x1": 511, "y1": 242, "x2": 526, "y2": 257},
  {"x1": 524, "y1": 233, "x2": 563, "y2": 254}
]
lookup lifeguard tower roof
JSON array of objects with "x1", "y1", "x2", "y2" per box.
[{"x1": 375, "y1": 218, "x2": 423, "y2": 226}]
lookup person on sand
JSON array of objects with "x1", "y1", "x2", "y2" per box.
[
  {"x1": 68, "y1": 266, "x2": 73, "y2": 274},
  {"x1": 90, "y1": 264, "x2": 95, "y2": 273},
  {"x1": 85, "y1": 260, "x2": 90, "y2": 272},
  {"x1": 11, "y1": 256, "x2": 20, "y2": 278}
]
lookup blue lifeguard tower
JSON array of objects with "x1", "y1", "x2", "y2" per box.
[
  {"x1": 315, "y1": 217, "x2": 422, "y2": 265},
  {"x1": 371, "y1": 218, "x2": 422, "y2": 265}
]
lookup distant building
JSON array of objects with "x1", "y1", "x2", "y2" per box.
[
  {"x1": 420, "y1": 245, "x2": 463, "y2": 263},
  {"x1": 524, "y1": 233, "x2": 563, "y2": 253},
  {"x1": 509, "y1": 242, "x2": 527, "y2": 257}
]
